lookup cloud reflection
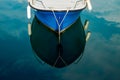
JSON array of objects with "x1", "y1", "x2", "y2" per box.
[{"x1": 92, "y1": 0, "x2": 120, "y2": 23}]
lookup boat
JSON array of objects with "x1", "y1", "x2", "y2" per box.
[
  {"x1": 27, "y1": 0, "x2": 92, "y2": 32},
  {"x1": 27, "y1": 0, "x2": 92, "y2": 68}
]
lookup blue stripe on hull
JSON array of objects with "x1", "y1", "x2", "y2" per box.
[{"x1": 35, "y1": 10, "x2": 82, "y2": 31}]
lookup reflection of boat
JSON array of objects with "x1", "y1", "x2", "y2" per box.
[
  {"x1": 27, "y1": 0, "x2": 92, "y2": 68},
  {"x1": 29, "y1": 16, "x2": 90, "y2": 68},
  {"x1": 27, "y1": 0, "x2": 92, "y2": 31}
]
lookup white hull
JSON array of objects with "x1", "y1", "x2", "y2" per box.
[{"x1": 28, "y1": 0, "x2": 86, "y2": 11}]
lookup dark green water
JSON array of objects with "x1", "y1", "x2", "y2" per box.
[{"x1": 0, "y1": 0, "x2": 120, "y2": 80}]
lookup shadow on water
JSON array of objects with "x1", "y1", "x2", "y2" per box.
[{"x1": 29, "y1": 16, "x2": 89, "y2": 68}]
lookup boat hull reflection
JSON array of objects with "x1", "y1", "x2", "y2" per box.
[{"x1": 30, "y1": 16, "x2": 86, "y2": 68}]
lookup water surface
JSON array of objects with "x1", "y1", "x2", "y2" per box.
[{"x1": 0, "y1": 0, "x2": 120, "y2": 80}]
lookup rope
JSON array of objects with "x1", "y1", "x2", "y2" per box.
[
  {"x1": 51, "y1": 8, "x2": 70, "y2": 67},
  {"x1": 51, "y1": 9, "x2": 70, "y2": 32},
  {"x1": 51, "y1": 8, "x2": 70, "y2": 44}
]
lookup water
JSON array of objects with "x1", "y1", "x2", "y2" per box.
[{"x1": 0, "y1": 0, "x2": 120, "y2": 80}]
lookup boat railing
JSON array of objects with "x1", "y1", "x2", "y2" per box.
[
  {"x1": 74, "y1": 1, "x2": 80, "y2": 8},
  {"x1": 74, "y1": 0, "x2": 86, "y2": 9},
  {"x1": 32, "y1": 0, "x2": 46, "y2": 8}
]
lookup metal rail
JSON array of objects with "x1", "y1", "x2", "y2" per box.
[
  {"x1": 74, "y1": 0, "x2": 86, "y2": 9},
  {"x1": 32, "y1": 0, "x2": 46, "y2": 8}
]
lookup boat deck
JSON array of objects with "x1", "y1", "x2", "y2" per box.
[{"x1": 28, "y1": 0, "x2": 86, "y2": 11}]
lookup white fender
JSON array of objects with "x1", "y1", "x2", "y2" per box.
[
  {"x1": 28, "y1": 23, "x2": 32, "y2": 36},
  {"x1": 84, "y1": 20, "x2": 89, "y2": 30},
  {"x1": 86, "y1": 0, "x2": 92, "y2": 11},
  {"x1": 86, "y1": 31, "x2": 91, "y2": 41},
  {"x1": 27, "y1": 5, "x2": 31, "y2": 19}
]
